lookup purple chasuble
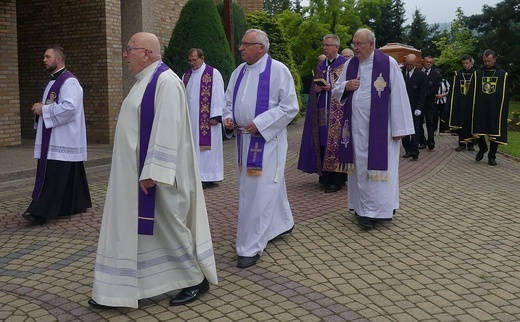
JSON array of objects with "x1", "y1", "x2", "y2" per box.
[
  {"x1": 32, "y1": 70, "x2": 75, "y2": 200},
  {"x1": 138, "y1": 61, "x2": 170, "y2": 235},
  {"x1": 340, "y1": 49, "x2": 391, "y2": 180},
  {"x1": 297, "y1": 56, "x2": 348, "y2": 175},
  {"x1": 183, "y1": 65, "x2": 214, "y2": 150},
  {"x1": 232, "y1": 56, "x2": 272, "y2": 176}
]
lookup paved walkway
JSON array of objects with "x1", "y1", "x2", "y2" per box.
[{"x1": 1, "y1": 120, "x2": 519, "y2": 322}]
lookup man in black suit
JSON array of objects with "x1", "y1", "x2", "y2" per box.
[
  {"x1": 402, "y1": 54, "x2": 428, "y2": 160},
  {"x1": 422, "y1": 55, "x2": 442, "y2": 150}
]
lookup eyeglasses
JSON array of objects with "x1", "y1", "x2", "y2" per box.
[
  {"x1": 240, "y1": 42, "x2": 263, "y2": 47},
  {"x1": 322, "y1": 43, "x2": 338, "y2": 47},
  {"x1": 188, "y1": 58, "x2": 200, "y2": 63},
  {"x1": 351, "y1": 41, "x2": 370, "y2": 48},
  {"x1": 124, "y1": 47, "x2": 150, "y2": 54}
]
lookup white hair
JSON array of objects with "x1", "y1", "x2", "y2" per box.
[{"x1": 245, "y1": 29, "x2": 270, "y2": 53}]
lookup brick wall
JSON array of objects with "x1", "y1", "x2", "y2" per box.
[
  {"x1": 10, "y1": 0, "x2": 211, "y2": 145},
  {"x1": 153, "y1": 0, "x2": 187, "y2": 54},
  {"x1": 17, "y1": 0, "x2": 123, "y2": 144},
  {"x1": 236, "y1": 0, "x2": 263, "y2": 13},
  {"x1": 0, "y1": 0, "x2": 21, "y2": 146}
]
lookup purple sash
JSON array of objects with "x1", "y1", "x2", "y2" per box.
[
  {"x1": 340, "y1": 49, "x2": 390, "y2": 180},
  {"x1": 138, "y1": 61, "x2": 170, "y2": 235},
  {"x1": 183, "y1": 65, "x2": 214, "y2": 150},
  {"x1": 232, "y1": 56, "x2": 272, "y2": 176},
  {"x1": 32, "y1": 70, "x2": 75, "y2": 200}
]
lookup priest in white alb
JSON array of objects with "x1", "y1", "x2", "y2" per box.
[
  {"x1": 182, "y1": 48, "x2": 224, "y2": 187},
  {"x1": 332, "y1": 28, "x2": 415, "y2": 230},
  {"x1": 223, "y1": 29, "x2": 299, "y2": 268},
  {"x1": 89, "y1": 32, "x2": 217, "y2": 309},
  {"x1": 23, "y1": 46, "x2": 91, "y2": 225}
]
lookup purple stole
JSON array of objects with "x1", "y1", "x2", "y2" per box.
[
  {"x1": 138, "y1": 61, "x2": 170, "y2": 235},
  {"x1": 32, "y1": 70, "x2": 75, "y2": 200},
  {"x1": 232, "y1": 55, "x2": 272, "y2": 176},
  {"x1": 340, "y1": 49, "x2": 390, "y2": 180},
  {"x1": 183, "y1": 65, "x2": 214, "y2": 150}
]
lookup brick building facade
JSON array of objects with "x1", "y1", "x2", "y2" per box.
[{"x1": 0, "y1": 0, "x2": 261, "y2": 146}]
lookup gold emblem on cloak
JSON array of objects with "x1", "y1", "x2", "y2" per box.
[
  {"x1": 482, "y1": 77, "x2": 497, "y2": 94},
  {"x1": 46, "y1": 92, "x2": 57, "y2": 104},
  {"x1": 373, "y1": 73, "x2": 387, "y2": 98},
  {"x1": 460, "y1": 80, "x2": 471, "y2": 95}
]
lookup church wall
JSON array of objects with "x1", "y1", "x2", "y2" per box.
[
  {"x1": 9, "y1": 0, "x2": 220, "y2": 145},
  {"x1": 0, "y1": 0, "x2": 21, "y2": 146},
  {"x1": 16, "y1": 0, "x2": 121, "y2": 144},
  {"x1": 235, "y1": 0, "x2": 263, "y2": 13}
]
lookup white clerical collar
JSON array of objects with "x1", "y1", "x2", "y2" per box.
[
  {"x1": 246, "y1": 53, "x2": 268, "y2": 70},
  {"x1": 360, "y1": 51, "x2": 375, "y2": 64},
  {"x1": 136, "y1": 61, "x2": 161, "y2": 81},
  {"x1": 192, "y1": 63, "x2": 206, "y2": 73}
]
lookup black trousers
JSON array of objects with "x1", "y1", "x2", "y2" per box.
[
  {"x1": 402, "y1": 114, "x2": 422, "y2": 155},
  {"x1": 424, "y1": 97, "x2": 437, "y2": 144},
  {"x1": 477, "y1": 136, "x2": 499, "y2": 159}
]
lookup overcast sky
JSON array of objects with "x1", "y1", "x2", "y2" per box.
[{"x1": 403, "y1": 0, "x2": 502, "y2": 24}]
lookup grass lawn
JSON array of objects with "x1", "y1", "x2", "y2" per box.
[
  {"x1": 501, "y1": 131, "x2": 520, "y2": 158},
  {"x1": 501, "y1": 101, "x2": 520, "y2": 158}
]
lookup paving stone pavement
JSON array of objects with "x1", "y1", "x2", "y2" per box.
[{"x1": 1, "y1": 120, "x2": 519, "y2": 322}]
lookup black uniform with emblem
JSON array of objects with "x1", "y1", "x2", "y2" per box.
[
  {"x1": 471, "y1": 64, "x2": 509, "y2": 163},
  {"x1": 447, "y1": 66, "x2": 476, "y2": 149}
]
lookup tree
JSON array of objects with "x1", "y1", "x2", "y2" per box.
[
  {"x1": 264, "y1": 0, "x2": 291, "y2": 15},
  {"x1": 466, "y1": 0, "x2": 520, "y2": 96},
  {"x1": 406, "y1": 8, "x2": 429, "y2": 51},
  {"x1": 216, "y1": 2, "x2": 248, "y2": 67},
  {"x1": 163, "y1": 0, "x2": 234, "y2": 84},
  {"x1": 275, "y1": 0, "x2": 386, "y2": 87},
  {"x1": 246, "y1": 11, "x2": 303, "y2": 119},
  {"x1": 264, "y1": 0, "x2": 303, "y2": 15},
  {"x1": 367, "y1": 0, "x2": 406, "y2": 46},
  {"x1": 405, "y1": 8, "x2": 441, "y2": 58},
  {"x1": 434, "y1": 8, "x2": 478, "y2": 73},
  {"x1": 277, "y1": 0, "x2": 366, "y2": 78}
]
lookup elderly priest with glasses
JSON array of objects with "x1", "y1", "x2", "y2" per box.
[
  {"x1": 332, "y1": 28, "x2": 414, "y2": 230},
  {"x1": 89, "y1": 32, "x2": 217, "y2": 309},
  {"x1": 223, "y1": 29, "x2": 299, "y2": 269}
]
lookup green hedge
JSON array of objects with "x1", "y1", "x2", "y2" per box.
[
  {"x1": 163, "y1": 0, "x2": 235, "y2": 85},
  {"x1": 246, "y1": 11, "x2": 303, "y2": 121}
]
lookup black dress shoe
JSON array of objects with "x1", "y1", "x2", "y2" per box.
[
  {"x1": 324, "y1": 185, "x2": 341, "y2": 193},
  {"x1": 358, "y1": 217, "x2": 375, "y2": 229},
  {"x1": 88, "y1": 299, "x2": 114, "y2": 309},
  {"x1": 202, "y1": 182, "x2": 217, "y2": 189},
  {"x1": 488, "y1": 158, "x2": 497, "y2": 166},
  {"x1": 418, "y1": 144, "x2": 426, "y2": 149},
  {"x1": 411, "y1": 153, "x2": 419, "y2": 160},
  {"x1": 467, "y1": 145, "x2": 475, "y2": 151},
  {"x1": 403, "y1": 152, "x2": 411, "y2": 158},
  {"x1": 428, "y1": 143, "x2": 435, "y2": 150},
  {"x1": 237, "y1": 254, "x2": 260, "y2": 268},
  {"x1": 475, "y1": 148, "x2": 488, "y2": 161},
  {"x1": 22, "y1": 213, "x2": 47, "y2": 225},
  {"x1": 455, "y1": 146, "x2": 466, "y2": 151},
  {"x1": 170, "y1": 278, "x2": 209, "y2": 306}
]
